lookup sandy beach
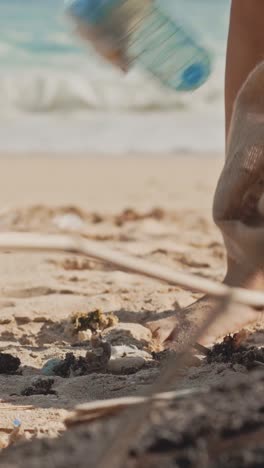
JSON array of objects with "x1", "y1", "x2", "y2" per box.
[
  {"x1": 1, "y1": 1, "x2": 262, "y2": 465},
  {"x1": 0, "y1": 155, "x2": 263, "y2": 467}
]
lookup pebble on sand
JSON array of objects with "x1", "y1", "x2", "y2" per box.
[{"x1": 107, "y1": 356, "x2": 145, "y2": 374}]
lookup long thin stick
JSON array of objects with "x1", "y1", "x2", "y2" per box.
[
  {"x1": 65, "y1": 387, "x2": 208, "y2": 426},
  {"x1": 0, "y1": 232, "x2": 264, "y2": 308}
]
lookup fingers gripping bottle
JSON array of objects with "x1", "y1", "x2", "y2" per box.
[{"x1": 65, "y1": 0, "x2": 212, "y2": 92}]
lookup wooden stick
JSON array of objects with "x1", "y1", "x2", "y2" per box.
[
  {"x1": 0, "y1": 232, "x2": 264, "y2": 308},
  {"x1": 65, "y1": 388, "x2": 208, "y2": 427},
  {"x1": 76, "y1": 387, "x2": 206, "y2": 412}
]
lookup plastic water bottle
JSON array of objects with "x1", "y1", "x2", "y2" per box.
[{"x1": 65, "y1": 0, "x2": 212, "y2": 92}]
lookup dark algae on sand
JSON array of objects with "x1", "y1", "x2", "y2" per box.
[
  {"x1": 0, "y1": 353, "x2": 20, "y2": 374},
  {"x1": 0, "y1": 371, "x2": 263, "y2": 468},
  {"x1": 206, "y1": 332, "x2": 264, "y2": 369}
]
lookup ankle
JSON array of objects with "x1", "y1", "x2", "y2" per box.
[{"x1": 225, "y1": 257, "x2": 264, "y2": 290}]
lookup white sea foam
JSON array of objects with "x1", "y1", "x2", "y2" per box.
[
  {"x1": 0, "y1": 108, "x2": 224, "y2": 154},
  {"x1": 0, "y1": 62, "x2": 225, "y2": 154},
  {"x1": 0, "y1": 58, "x2": 224, "y2": 114}
]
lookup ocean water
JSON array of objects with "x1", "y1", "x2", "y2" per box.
[{"x1": 0, "y1": 0, "x2": 230, "y2": 154}]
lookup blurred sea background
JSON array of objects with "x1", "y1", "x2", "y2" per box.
[{"x1": 0, "y1": 0, "x2": 230, "y2": 154}]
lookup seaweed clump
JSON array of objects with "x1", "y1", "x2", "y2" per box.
[
  {"x1": 0, "y1": 353, "x2": 20, "y2": 374},
  {"x1": 52, "y1": 339, "x2": 111, "y2": 378},
  {"x1": 21, "y1": 377, "x2": 56, "y2": 396},
  {"x1": 71, "y1": 309, "x2": 118, "y2": 334},
  {"x1": 207, "y1": 331, "x2": 264, "y2": 369}
]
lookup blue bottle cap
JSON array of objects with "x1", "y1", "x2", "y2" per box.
[
  {"x1": 13, "y1": 418, "x2": 21, "y2": 428},
  {"x1": 65, "y1": 0, "x2": 114, "y2": 24},
  {"x1": 177, "y1": 61, "x2": 211, "y2": 91}
]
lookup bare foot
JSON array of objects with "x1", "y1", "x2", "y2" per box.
[
  {"x1": 150, "y1": 63, "x2": 264, "y2": 348},
  {"x1": 147, "y1": 296, "x2": 262, "y2": 347}
]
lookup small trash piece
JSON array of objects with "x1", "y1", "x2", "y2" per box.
[
  {"x1": 107, "y1": 356, "x2": 145, "y2": 375},
  {"x1": 52, "y1": 213, "x2": 84, "y2": 231},
  {"x1": 77, "y1": 330, "x2": 92, "y2": 342},
  {"x1": 41, "y1": 358, "x2": 62, "y2": 376},
  {"x1": 66, "y1": 0, "x2": 212, "y2": 91},
  {"x1": 111, "y1": 345, "x2": 152, "y2": 360},
  {"x1": 0, "y1": 353, "x2": 20, "y2": 374},
  {"x1": 52, "y1": 353, "x2": 96, "y2": 378},
  {"x1": 52, "y1": 353, "x2": 76, "y2": 378},
  {"x1": 13, "y1": 419, "x2": 21, "y2": 428},
  {"x1": 48, "y1": 338, "x2": 111, "y2": 378}
]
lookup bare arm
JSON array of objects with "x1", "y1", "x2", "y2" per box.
[{"x1": 225, "y1": 0, "x2": 264, "y2": 139}]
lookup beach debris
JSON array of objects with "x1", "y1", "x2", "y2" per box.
[
  {"x1": 77, "y1": 330, "x2": 93, "y2": 342},
  {"x1": 52, "y1": 213, "x2": 84, "y2": 231},
  {"x1": 41, "y1": 358, "x2": 62, "y2": 376},
  {"x1": 107, "y1": 344, "x2": 153, "y2": 375},
  {"x1": 0, "y1": 353, "x2": 20, "y2": 374},
  {"x1": 102, "y1": 323, "x2": 152, "y2": 350},
  {"x1": 71, "y1": 309, "x2": 118, "y2": 335},
  {"x1": 115, "y1": 207, "x2": 165, "y2": 226},
  {"x1": 93, "y1": 296, "x2": 233, "y2": 468},
  {"x1": 21, "y1": 377, "x2": 56, "y2": 396},
  {"x1": 107, "y1": 356, "x2": 145, "y2": 375},
  {"x1": 57, "y1": 257, "x2": 95, "y2": 271},
  {"x1": 46, "y1": 337, "x2": 111, "y2": 378},
  {"x1": 106, "y1": 344, "x2": 153, "y2": 375},
  {"x1": 206, "y1": 331, "x2": 264, "y2": 369},
  {"x1": 13, "y1": 419, "x2": 21, "y2": 428},
  {"x1": 65, "y1": 387, "x2": 205, "y2": 428},
  {"x1": 111, "y1": 345, "x2": 152, "y2": 360},
  {"x1": 115, "y1": 208, "x2": 143, "y2": 226}
]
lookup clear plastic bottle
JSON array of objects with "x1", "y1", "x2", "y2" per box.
[{"x1": 65, "y1": 0, "x2": 212, "y2": 92}]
